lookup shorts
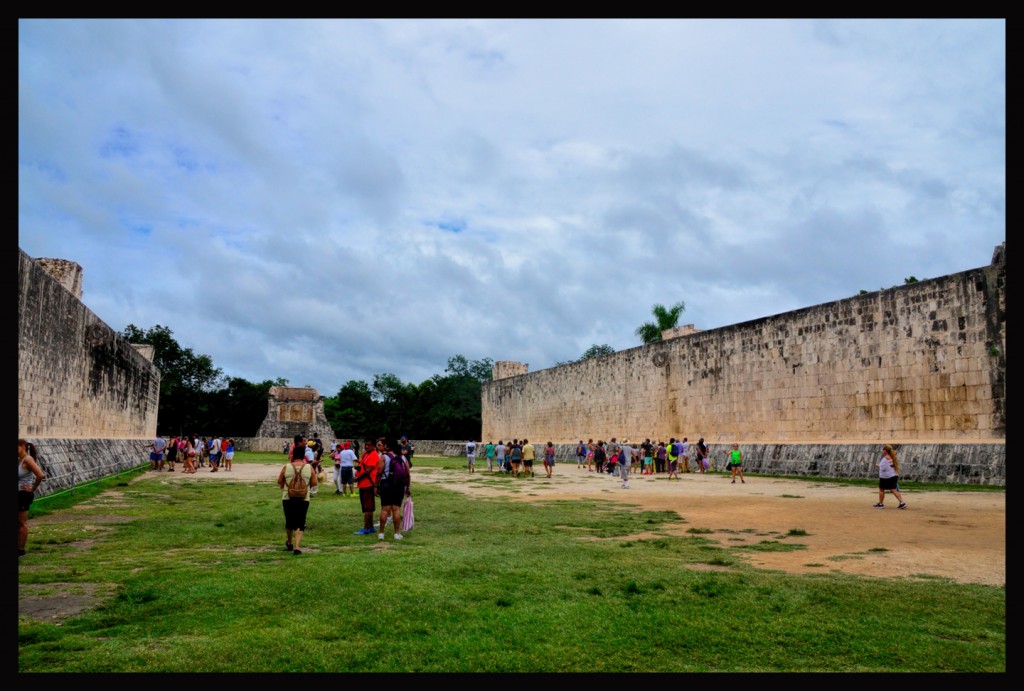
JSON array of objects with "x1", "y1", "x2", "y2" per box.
[
  {"x1": 467, "y1": 456, "x2": 475, "y2": 465},
  {"x1": 544, "y1": 458, "x2": 555, "y2": 466},
  {"x1": 380, "y1": 485, "x2": 405, "y2": 507},
  {"x1": 359, "y1": 486, "x2": 376, "y2": 513},
  {"x1": 523, "y1": 460, "x2": 533, "y2": 468},
  {"x1": 224, "y1": 452, "x2": 234, "y2": 461},
  {"x1": 729, "y1": 462, "x2": 742, "y2": 468},
  {"x1": 150, "y1": 452, "x2": 163, "y2": 462},
  {"x1": 340, "y1": 466, "x2": 354, "y2": 484},
  {"x1": 282, "y1": 497, "x2": 310, "y2": 531},
  {"x1": 18, "y1": 490, "x2": 35, "y2": 512},
  {"x1": 879, "y1": 476, "x2": 900, "y2": 490},
  {"x1": 644, "y1": 457, "x2": 653, "y2": 465}
]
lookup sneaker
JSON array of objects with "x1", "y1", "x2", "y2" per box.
[
  {"x1": 378, "y1": 533, "x2": 385, "y2": 540},
  {"x1": 293, "y1": 549, "x2": 302, "y2": 555},
  {"x1": 353, "y1": 528, "x2": 373, "y2": 535},
  {"x1": 898, "y1": 502, "x2": 908, "y2": 510},
  {"x1": 285, "y1": 542, "x2": 293, "y2": 551},
  {"x1": 394, "y1": 533, "x2": 403, "y2": 540},
  {"x1": 873, "y1": 503, "x2": 885, "y2": 509}
]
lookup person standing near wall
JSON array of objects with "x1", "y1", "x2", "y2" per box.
[
  {"x1": 593, "y1": 440, "x2": 606, "y2": 474},
  {"x1": 18, "y1": 439, "x2": 45, "y2": 557},
  {"x1": 495, "y1": 440, "x2": 506, "y2": 474},
  {"x1": 617, "y1": 439, "x2": 634, "y2": 489},
  {"x1": 543, "y1": 441, "x2": 556, "y2": 478},
  {"x1": 679, "y1": 437, "x2": 691, "y2": 474},
  {"x1": 484, "y1": 440, "x2": 496, "y2": 472},
  {"x1": 696, "y1": 438, "x2": 709, "y2": 474},
  {"x1": 148, "y1": 436, "x2": 167, "y2": 472},
  {"x1": 466, "y1": 440, "x2": 477, "y2": 473},
  {"x1": 181, "y1": 436, "x2": 195, "y2": 474},
  {"x1": 223, "y1": 438, "x2": 234, "y2": 471},
  {"x1": 586, "y1": 439, "x2": 595, "y2": 472},
  {"x1": 509, "y1": 439, "x2": 522, "y2": 478},
  {"x1": 874, "y1": 445, "x2": 907, "y2": 509},
  {"x1": 209, "y1": 435, "x2": 222, "y2": 472},
  {"x1": 165, "y1": 435, "x2": 178, "y2": 472},
  {"x1": 728, "y1": 443, "x2": 745, "y2": 484},
  {"x1": 521, "y1": 439, "x2": 536, "y2": 478},
  {"x1": 576, "y1": 440, "x2": 587, "y2": 470}
]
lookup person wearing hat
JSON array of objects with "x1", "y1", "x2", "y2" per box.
[
  {"x1": 399, "y1": 437, "x2": 415, "y2": 468},
  {"x1": 337, "y1": 441, "x2": 358, "y2": 496}
]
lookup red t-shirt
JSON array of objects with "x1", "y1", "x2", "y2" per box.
[{"x1": 357, "y1": 451, "x2": 379, "y2": 489}]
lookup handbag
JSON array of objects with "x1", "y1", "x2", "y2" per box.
[{"x1": 401, "y1": 496, "x2": 415, "y2": 532}]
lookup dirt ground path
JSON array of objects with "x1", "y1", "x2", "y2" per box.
[{"x1": 149, "y1": 462, "x2": 1005, "y2": 586}]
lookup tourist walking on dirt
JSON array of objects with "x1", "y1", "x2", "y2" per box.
[
  {"x1": 277, "y1": 439, "x2": 317, "y2": 554},
  {"x1": 543, "y1": 442, "x2": 556, "y2": 477},
  {"x1": 485, "y1": 441, "x2": 496, "y2": 472},
  {"x1": 875, "y1": 445, "x2": 907, "y2": 509},
  {"x1": 593, "y1": 441, "x2": 606, "y2": 473},
  {"x1": 576, "y1": 440, "x2": 587, "y2": 470},
  {"x1": 495, "y1": 440, "x2": 506, "y2": 473},
  {"x1": 680, "y1": 437, "x2": 691, "y2": 474},
  {"x1": 353, "y1": 439, "x2": 380, "y2": 534},
  {"x1": 586, "y1": 439, "x2": 595, "y2": 471},
  {"x1": 728, "y1": 443, "x2": 745, "y2": 483},
  {"x1": 181, "y1": 436, "x2": 196, "y2": 473},
  {"x1": 509, "y1": 439, "x2": 522, "y2": 477},
  {"x1": 18, "y1": 439, "x2": 45, "y2": 557},
  {"x1": 466, "y1": 440, "x2": 477, "y2": 473}
]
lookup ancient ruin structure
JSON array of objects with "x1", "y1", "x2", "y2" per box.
[
  {"x1": 255, "y1": 386, "x2": 335, "y2": 442},
  {"x1": 482, "y1": 245, "x2": 1006, "y2": 484}
]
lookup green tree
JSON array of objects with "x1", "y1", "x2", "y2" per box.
[
  {"x1": 580, "y1": 344, "x2": 615, "y2": 360},
  {"x1": 635, "y1": 301, "x2": 686, "y2": 344},
  {"x1": 120, "y1": 324, "x2": 224, "y2": 435}
]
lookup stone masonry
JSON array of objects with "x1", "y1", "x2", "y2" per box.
[
  {"x1": 255, "y1": 386, "x2": 336, "y2": 441},
  {"x1": 19, "y1": 249, "x2": 163, "y2": 497},
  {"x1": 483, "y1": 247, "x2": 1005, "y2": 484}
]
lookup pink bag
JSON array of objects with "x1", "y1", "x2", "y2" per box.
[{"x1": 401, "y1": 496, "x2": 415, "y2": 532}]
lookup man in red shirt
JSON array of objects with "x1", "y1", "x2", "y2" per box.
[{"x1": 353, "y1": 438, "x2": 379, "y2": 535}]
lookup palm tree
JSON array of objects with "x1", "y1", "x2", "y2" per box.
[{"x1": 635, "y1": 301, "x2": 686, "y2": 344}]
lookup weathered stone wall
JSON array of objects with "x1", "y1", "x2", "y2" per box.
[
  {"x1": 18, "y1": 249, "x2": 161, "y2": 440},
  {"x1": 482, "y1": 255, "x2": 1005, "y2": 483}
]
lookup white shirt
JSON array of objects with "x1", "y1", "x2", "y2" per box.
[
  {"x1": 466, "y1": 442, "x2": 476, "y2": 457},
  {"x1": 339, "y1": 449, "x2": 357, "y2": 468}
]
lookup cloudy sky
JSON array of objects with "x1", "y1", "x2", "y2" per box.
[{"x1": 18, "y1": 19, "x2": 1005, "y2": 395}]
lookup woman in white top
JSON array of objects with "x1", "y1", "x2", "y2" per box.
[
  {"x1": 874, "y1": 444, "x2": 907, "y2": 509},
  {"x1": 18, "y1": 439, "x2": 45, "y2": 557}
]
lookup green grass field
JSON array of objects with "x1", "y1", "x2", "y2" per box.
[{"x1": 18, "y1": 452, "x2": 1005, "y2": 672}]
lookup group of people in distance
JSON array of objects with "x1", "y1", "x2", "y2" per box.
[
  {"x1": 467, "y1": 439, "x2": 558, "y2": 478},
  {"x1": 276, "y1": 434, "x2": 414, "y2": 555},
  {"x1": 146, "y1": 434, "x2": 234, "y2": 474}
]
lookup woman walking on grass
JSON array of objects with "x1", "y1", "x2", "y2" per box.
[
  {"x1": 277, "y1": 439, "x2": 317, "y2": 554},
  {"x1": 875, "y1": 445, "x2": 907, "y2": 509}
]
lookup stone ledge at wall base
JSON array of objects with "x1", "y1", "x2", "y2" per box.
[
  {"x1": 22, "y1": 439, "x2": 153, "y2": 499},
  {"x1": 414, "y1": 440, "x2": 1005, "y2": 486}
]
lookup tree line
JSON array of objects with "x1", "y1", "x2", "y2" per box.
[{"x1": 121, "y1": 325, "x2": 492, "y2": 441}]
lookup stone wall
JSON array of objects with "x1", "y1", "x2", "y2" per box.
[
  {"x1": 482, "y1": 252, "x2": 1005, "y2": 483},
  {"x1": 19, "y1": 249, "x2": 161, "y2": 440},
  {"x1": 19, "y1": 249, "x2": 163, "y2": 498}
]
